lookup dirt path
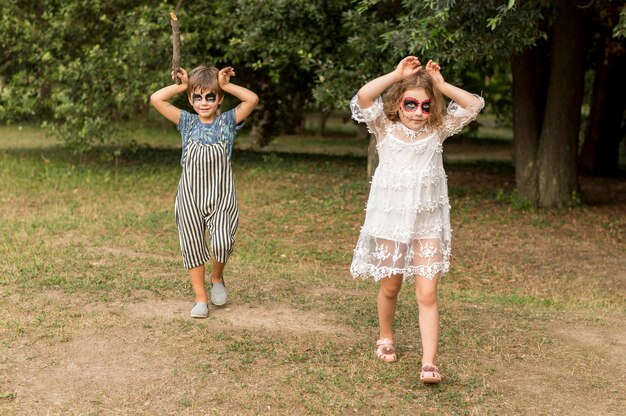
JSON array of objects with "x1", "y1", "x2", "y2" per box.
[
  {"x1": 2, "y1": 287, "x2": 624, "y2": 415},
  {"x1": 2, "y1": 290, "x2": 356, "y2": 415}
]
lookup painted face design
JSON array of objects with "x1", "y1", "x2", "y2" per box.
[
  {"x1": 191, "y1": 92, "x2": 217, "y2": 104},
  {"x1": 401, "y1": 97, "x2": 431, "y2": 114}
]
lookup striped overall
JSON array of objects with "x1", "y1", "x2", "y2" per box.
[{"x1": 175, "y1": 140, "x2": 239, "y2": 269}]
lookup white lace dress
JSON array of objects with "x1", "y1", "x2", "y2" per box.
[{"x1": 350, "y1": 95, "x2": 484, "y2": 282}]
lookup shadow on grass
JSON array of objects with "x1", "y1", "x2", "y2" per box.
[
  {"x1": 2, "y1": 142, "x2": 517, "y2": 169},
  {"x1": 2, "y1": 143, "x2": 371, "y2": 177},
  {"x1": 10, "y1": 141, "x2": 622, "y2": 206}
]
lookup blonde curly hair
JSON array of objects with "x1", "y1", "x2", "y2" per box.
[{"x1": 383, "y1": 69, "x2": 445, "y2": 128}]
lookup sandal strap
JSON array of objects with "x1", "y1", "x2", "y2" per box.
[
  {"x1": 421, "y1": 364, "x2": 439, "y2": 372},
  {"x1": 420, "y1": 364, "x2": 443, "y2": 383},
  {"x1": 376, "y1": 338, "x2": 394, "y2": 347}
]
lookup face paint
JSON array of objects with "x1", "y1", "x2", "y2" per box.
[
  {"x1": 401, "y1": 97, "x2": 431, "y2": 114},
  {"x1": 191, "y1": 92, "x2": 217, "y2": 103}
]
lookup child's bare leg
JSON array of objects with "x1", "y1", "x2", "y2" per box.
[
  {"x1": 415, "y1": 275, "x2": 439, "y2": 365},
  {"x1": 210, "y1": 258, "x2": 226, "y2": 284},
  {"x1": 189, "y1": 264, "x2": 208, "y2": 303},
  {"x1": 377, "y1": 274, "x2": 403, "y2": 340}
]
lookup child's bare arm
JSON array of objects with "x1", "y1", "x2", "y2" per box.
[
  {"x1": 218, "y1": 67, "x2": 259, "y2": 124},
  {"x1": 426, "y1": 60, "x2": 482, "y2": 109},
  {"x1": 150, "y1": 68, "x2": 188, "y2": 124},
  {"x1": 357, "y1": 56, "x2": 422, "y2": 109}
]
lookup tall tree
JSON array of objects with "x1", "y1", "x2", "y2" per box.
[
  {"x1": 511, "y1": 41, "x2": 549, "y2": 204},
  {"x1": 580, "y1": 2, "x2": 626, "y2": 175},
  {"x1": 536, "y1": 0, "x2": 590, "y2": 207}
]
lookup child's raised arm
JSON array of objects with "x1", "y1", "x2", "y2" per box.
[
  {"x1": 150, "y1": 68, "x2": 189, "y2": 124},
  {"x1": 426, "y1": 60, "x2": 483, "y2": 110},
  {"x1": 218, "y1": 67, "x2": 259, "y2": 124},
  {"x1": 357, "y1": 56, "x2": 422, "y2": 109}
]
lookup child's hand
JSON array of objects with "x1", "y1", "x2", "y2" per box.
[
  {"x1": 426, "y1": 60, "x2": 445, "y2": 86},
  {"x1": 172, "y1": 67, "x2": 189, "y2": 85},
  {"x1": 395, "y1": 56, "x2": 422, "y2": 79},
  {"x1": 219, "y1": 66, "x2": 235, "y2": 87}
]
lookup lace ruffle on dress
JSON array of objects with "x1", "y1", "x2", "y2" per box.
[{"x1": 350, "y1": 95, "x2": 484, "y2": 282}]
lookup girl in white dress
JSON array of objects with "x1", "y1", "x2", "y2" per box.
[{"x1": 350, "y1": 56, "x2": 484, "y2": 384}]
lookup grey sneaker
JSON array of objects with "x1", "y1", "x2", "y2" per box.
[
  {"x1": 210, "y1": 280, "x2": 227, "y2": 306},
  {"x1": 190, "y1": 302, "x2": 209, "y2": 318}
]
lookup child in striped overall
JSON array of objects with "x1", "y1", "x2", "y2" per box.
[{"x1": 151, "y1": 65, "x2": 258, "y2": 318}]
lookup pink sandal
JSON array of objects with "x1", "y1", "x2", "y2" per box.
[
  {"x1": 376, "y1": 339, "x2": 397, "y2": 363},
  {"x1": 420, "y1": 364, "x2": 442, "y2": 384}
]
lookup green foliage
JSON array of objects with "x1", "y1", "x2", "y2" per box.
[
  {"x1": 369, "y1": 0, "x2": 549, "y2": 62},
  {"x1": 1, "y1": 0, "x2": 361, "y2": 147},
  {"x1": 0, "y1": 0, "x2": 171, "y2": 151},
  {"x1": 1, "y1": 0, "x2": 624, "y2": 152},
  {"x1": 311, "y1": 8, "x2": 395, "y2": 112},
  {"x1": 211, "y1": 0, "x2": 354, "y2": 137}
]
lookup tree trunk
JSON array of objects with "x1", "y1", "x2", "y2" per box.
[
  {"x1": 249, "y1": 104, "x2": 274, "y2": 148},
  {"x1": 536, "y1": 0, "x2": 589, "y2": 208},
  {"x1": 511, "y1": 41, "x2": 549, "y2": 204},
  {"x1": 579, "y1": 15, "x2": 626, "y2": 176},
  {"x1": 317, "y1": 111, "x2": 332, "y2": 136}
]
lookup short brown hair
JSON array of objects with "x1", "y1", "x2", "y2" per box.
[
  {"x1": 383, "y1": 69, "x2": 445, "y2": 128},
  {"x1": 187, "y1": 65, "x2": 222, "y2": 98}
]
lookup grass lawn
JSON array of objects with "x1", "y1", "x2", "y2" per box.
[{"x1": 0, "y1": 123, "x2": 624, "y2": 415}]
